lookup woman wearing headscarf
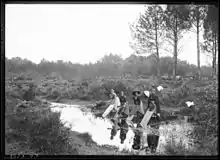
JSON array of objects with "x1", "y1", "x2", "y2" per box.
[
  {"x1": 118, "y1": 91, "x2": 128, "y2": 115},
  {"x1": 132, "y1": 90, "x2": 145, "y2": 114},
  {"x1": 143, "y1": 85, "x2": 163, "y2": 153},
  {"x1": 131, "y1": 90, "x2": 145, "y2": 150},
  {"x1": 108, "y1": 89, "x2": 122, "y2": 140}
]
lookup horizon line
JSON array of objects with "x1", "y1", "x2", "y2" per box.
[{"x1": 5, "y1": 54, "x2": 212, "y2": 67}]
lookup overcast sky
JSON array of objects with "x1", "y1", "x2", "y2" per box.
[{"x1": 6, "y1": 4, "x2": 210, "y2": 66}]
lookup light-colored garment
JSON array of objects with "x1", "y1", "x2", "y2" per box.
[
  {"x1": 144, "y1": 91, "x2": 150, "y2": 97},
  {"x1": 111, "y1": 92, "x2": 117, "y2": 98},
  {"x1": 114, "y1": 96, "x2": 121, "y2": 110},
  {"x1": 140, "y1": 101, "x2": 145, "y2": 114},
  {"x1": 102, "y1": 96, "x2": 121, "y2": 118}
]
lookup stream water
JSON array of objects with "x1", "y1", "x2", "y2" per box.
[{"x1": 50, "y1": 102, "x2": 195, "y2": 155}]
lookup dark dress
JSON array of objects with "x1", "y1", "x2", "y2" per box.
[
  {"x1": 129, "y1": 96, "x2": 141, "y2": 114},
  {"x1": 118, "y1": 95, "x2": 128, "y2": 115},
  {"x1": 120, "y1": 95, "x2": 127, "y2": 106},
  {"x1": 147, "y1": 93, "x2": 160, "y2": 114},
  {"x1": 133, "y1": 96, "x2": 141, "y2": 105}
]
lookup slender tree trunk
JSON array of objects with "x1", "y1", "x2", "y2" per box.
[
  {"x1": 216, "y1": 36, "x2": 218, "y2": 77},
  {"x1": 155, "y1": 17, "x2": 160, "y2": 82},
  {"x1": 173, "y1": 35, "x2": 177, "y2": 80},
  {"x1": 196, "y1": 18, "x2": 201, "y2": 80},
  {"x1": 172, "y1": 14, "x2": 178, "y2": 80},
  {"x1": 212, "y1": 36, "x2": 216, "y2": 77},
  {"x1": 174, "y1": 39, "x2": 178, "y2": 80},
  {"x1": 214, "y1": 33, "x2": 217, "y2": 77}
]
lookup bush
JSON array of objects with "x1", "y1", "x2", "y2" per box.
[
  {"x1": 190, "y1": 80, "x2": 218, "y2": 155},
  {"x1": 159, "y1": 79, "x2": 208, "y2": 107},
  {"x1": 164, "y1": 134, "x2": 217, "y2": 155},
  {"x1": 66, "y1": 86, "x2": 79, "y2": 99},
  {"x1": 6, "y1": 101, "x2": 78, "y2": 155},
  {"x1": 164, "y1": 135, "x2": 188, "y2": 155},
  {"x1": 22, "y1": 83, "x2": 37, "y2": 101},
  {"x1": 79, "y1": 95, "x2": 93, "y2": 101},
  {"x1": 77, "y1": 133, "x2": 96, "y2": 146},
  {"x1": 89, "y1": 82, "x2": 107, "y2": 100},
  {"x1": 49, "y1": 88, "x2": 61, "y2": 99},
  {"x1": 29, "y1": 111, "x2": 75, "y2": 154}
]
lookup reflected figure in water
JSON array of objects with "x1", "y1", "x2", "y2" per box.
[
  {"x1": 146, "y1": 113, "x2": 160, "y2": 153},
  {"x1": 118, "y1": 112, "x2": 129, "y2": 144},
  {"x1": 131, "y1": 111, "x2": 144, "y2": 150},
  {"x1": 110, "y1": 106, "x2": 129, "y2": 143},
  {"x1": 110, "y1": 121, "x2": 118, "y2": 140},
  {"x1": 109, "y1": 111, "x2": 118, "y2": 140}
]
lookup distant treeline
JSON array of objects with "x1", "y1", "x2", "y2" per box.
[{"x1": 5, "y1": 54, "x2": 214, "y2": 80}]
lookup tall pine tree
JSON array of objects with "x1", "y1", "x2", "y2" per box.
[
  {"x1": 202, "y1": 5, "x2": 219, "y2": 77},
  {"x1": 130, "y1": 4, "x2": 165, "y2": 81},
  {"x1": 163, "y1": 5, "x2": 192, "y2": 80},
  {"x1": 189, "y1": 5, "x2": 207, "y2": 80}
]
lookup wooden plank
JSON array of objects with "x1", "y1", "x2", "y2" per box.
[
  {"x1": 102, "y1": 104, "x2": 115, "y2": 118},
  {"x1": 140, "y1": 109, "x2": 155, "y2": 129},
  {"x1": 126, "y1": 115, "x2": 135, "y2": 127}
]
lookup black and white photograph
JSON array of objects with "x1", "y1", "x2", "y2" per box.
[{"x1": 4, "y1": 2, "x2": 218, "y2": 156}]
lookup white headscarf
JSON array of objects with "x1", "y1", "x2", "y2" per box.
[
  {"x1": 144, "y1": 91, "x2": 150, "y2": 97},
  {"x1": 157, "y1": 85, "x2": 164, "y2": 92},
  {"x1": 185, "y1": 101, "x2": 195, "y2": 107}
]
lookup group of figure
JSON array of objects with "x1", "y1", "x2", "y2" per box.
[{"x1": 104, "y1": 85, "x2": 163, "y2": 154}]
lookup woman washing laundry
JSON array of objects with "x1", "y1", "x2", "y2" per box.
[
  {"x1": 117, "y1": 91, "x2": 129, "y2": 115},
  {"x1": 131, "y1": 90, "x2": 145, "y2": 150},
  {"x1": 142, "y1": 85, "x2": 163, "y2": 153},
  {"x1": 131, "y1": 85, "x2": 163, "y2": 153},
  {"x1": 102, "y1": 89, "x2": 121, "y2": 119},
  {"x1": 132, "y1": 90, "x2": 145, "y2": 114},
  {"x1": 103, "y1": 89, "x2": 122, "y2": 140},
  {"x1": 110, "y1": 91, "x2": 130, "y2": 142}
]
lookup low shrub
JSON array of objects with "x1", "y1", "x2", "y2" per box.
[
  {"x1": 164, "y1": 135, "x2": 188, "y2": 155},
  {"x1": 77, "y1": 133, "x2": 96, "y2": 146},
  {"x1": 5, "y1": 100, "x2": 78, "y2": 155},
  {"x1": 49, "y1": 88, "x2": 61, "y2": 99},
  {"x1": 79, "y1": 95, "x2": 93, "y2": 101}
]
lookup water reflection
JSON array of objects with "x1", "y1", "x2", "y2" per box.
[{"x1": 50, "y1": 102, "x2": 194, "y2": 154}]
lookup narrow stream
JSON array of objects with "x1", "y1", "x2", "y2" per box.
[{"x1": 50, "y1": 102, "x2": 195, "y2": 155}]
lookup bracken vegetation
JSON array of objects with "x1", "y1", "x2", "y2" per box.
[{"x1": 5, "y1": 54, "x2": 218, "y2": 155}]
